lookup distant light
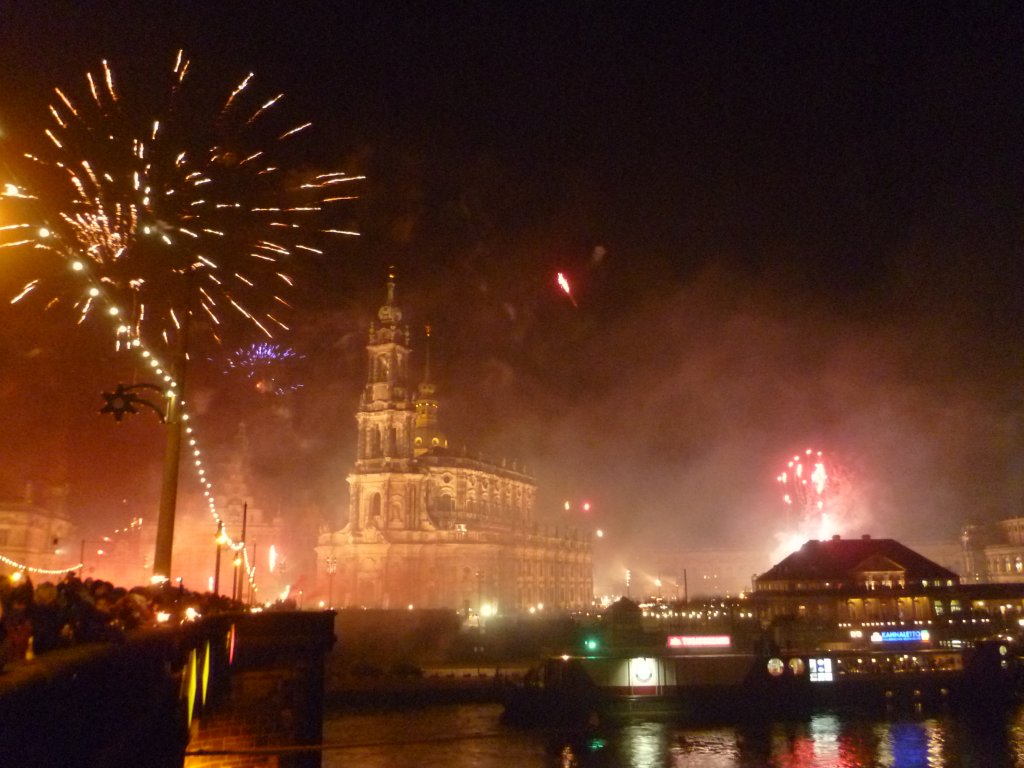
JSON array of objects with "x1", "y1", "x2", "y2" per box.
[
  {"x1": 596, "y1": 529, "x2": 604, "y2": 538},
  {"x1": 156, "y1": 611, "x2": 171, "y2": 623},
  {"x1": 582, "y1": 501, "x2": 591, "y2": 512}
]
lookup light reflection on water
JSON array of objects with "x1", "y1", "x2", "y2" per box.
[{"x1": 322, "y1": 704, "x2": 1024, "y2": 767}]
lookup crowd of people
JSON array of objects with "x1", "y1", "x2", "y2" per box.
[{"x1": 0, "y1": 571, "x2": 249, "y2": 665}]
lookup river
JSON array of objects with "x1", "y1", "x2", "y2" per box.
[{"x1": 322, "y1": 702, "x2": 1024, "y2": 767}]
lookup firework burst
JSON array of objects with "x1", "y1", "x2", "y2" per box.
[
  {"x1": 777, "y1": 449, "x2": 837, "y2": 521},
  {"x1": 224, "y1": 341, "x2": 304, "y2": 395},
  {"x1": 2, "y1": 52, "x2": 362, "y2": 351}
]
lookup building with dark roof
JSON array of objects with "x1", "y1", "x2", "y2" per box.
[
  {"x1": 753, "y1": 534, "x2": 1024, "y2": 651},
  {"x1": 758, "y1": 534, "x2": 959, "y2": 593}
]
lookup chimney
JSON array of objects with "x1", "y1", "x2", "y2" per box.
[{"x1": 861, "y1": 534, "x2": 871, "y2": 540}]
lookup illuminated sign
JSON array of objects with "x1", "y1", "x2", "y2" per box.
[
  {"x1": 870, "y1": 629, "x2": 930, "y2": 644},
  {"x1": 666, "y1": 635, "x2": 731, "y2": 648},
  {"x1": 809, "y1": 658, "x2": 833, "y2": 682}
]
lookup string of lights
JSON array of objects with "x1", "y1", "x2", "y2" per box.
[
  {"x1": 0, "y1": 208, "x2": 257, "y2": 589},
  {"x1": 0, "y1": 553, "x2": 83, "y2": 576}
]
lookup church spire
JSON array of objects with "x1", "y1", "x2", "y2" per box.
[
  {"x1": 414, "y1": 323, "x2": 446, "y2": 455},
  {"x1": 377, "y1": 265, "x2": 403, "y2": 327}
]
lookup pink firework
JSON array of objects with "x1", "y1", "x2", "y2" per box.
[{"x1": 777, "y1": 449, "x2": 842, "y2": 523}]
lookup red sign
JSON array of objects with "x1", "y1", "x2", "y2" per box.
[{"x1": 666, "y1": 635, "x2": 731, "y2": 648}]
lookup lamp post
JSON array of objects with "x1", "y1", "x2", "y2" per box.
[
  {"x1": 213, "y1": 522, "x2": 227, "y2": 596},
  {"x1": 325, "y1": 555, "x2": 338, "y2": 609},
  {"x1": 232, "y1": 502, "x2": 248, "y2": 602}
]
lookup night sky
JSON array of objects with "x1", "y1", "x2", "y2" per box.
[{"x1": 1, "y1": 4, "x2": 1022, "y2": 577}]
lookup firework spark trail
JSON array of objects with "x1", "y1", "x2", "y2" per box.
[
  {"x1": 0, "y1": 50, "x2": 362, "y2": 352},
  {"x1": 556, "y1": 271, "x2": 578, "y2": 307}
]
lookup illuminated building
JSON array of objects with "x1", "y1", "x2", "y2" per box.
[
  {"x1": 959, "y1": 518, "x2": 1024, "y2": 584},
  {"x1": 316, "y1": 273, "x2": 593, "y2": 612},
  {"x1": 752, "y1": 534, "x2": 1024, "y2": 650},
  {"x1": 0, "y1": 483, "x2": 77, "y2": 577},
  {"x1": 754, "y1": 535, "x2": 960, "y2": 625}
]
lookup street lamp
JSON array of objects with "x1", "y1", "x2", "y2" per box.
[
  {"x1": 213, "y1": 522, "x2": 228, "y2": 596},
  {"x1": 152, "y1": 309, "x2": 190, "y2": 583},
  {"x1": 325, "y1": 555, "x2": 338, "y2": 608}
]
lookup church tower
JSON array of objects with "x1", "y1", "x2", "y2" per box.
[
  {"x1": 355, "y1": 268, "x2": 416, "y2": 467},
  {"x1": 413, "y1": 325, "x2": 447, "y2": 456}
]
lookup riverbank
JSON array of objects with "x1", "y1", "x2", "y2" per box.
[{"x1": 326, "y1": 666, "x2": 531, "y2": 709}]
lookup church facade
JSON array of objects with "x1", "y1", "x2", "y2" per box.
[{"x1": 315, "y1": 273, "x2": 593, "y2": 613}]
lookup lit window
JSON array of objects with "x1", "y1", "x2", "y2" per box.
[{"x1": 809, "y1": 658, "x2": 833, "y2": 682}]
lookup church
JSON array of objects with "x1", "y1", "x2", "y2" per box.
[{"x1": 316, "y1": 272, "x2": 593, "y2": 613}]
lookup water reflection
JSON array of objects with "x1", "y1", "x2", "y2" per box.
[{"x1": 322, "y1": 704, "x2": 1024, "y2": 767}]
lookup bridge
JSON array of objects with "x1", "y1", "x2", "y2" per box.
[{"x1": 0, "y1": 611, "x2": 335, "y2": 768}]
